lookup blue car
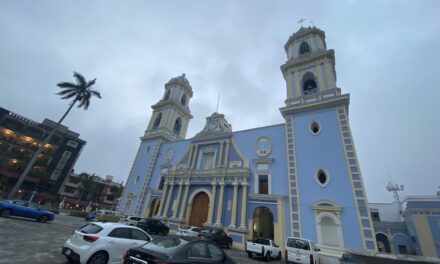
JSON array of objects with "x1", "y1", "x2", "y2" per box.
[{"x1": 0, "y1": 200, "x2": 55, "y2": 223}]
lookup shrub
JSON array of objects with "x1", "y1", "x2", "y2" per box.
[{"x1": 69, "y1": 210, "x2": 88, "y2": 218}]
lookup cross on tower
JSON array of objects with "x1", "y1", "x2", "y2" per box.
[{"x1": 297, "y1": 18, "x2": 306, "y2": 27}]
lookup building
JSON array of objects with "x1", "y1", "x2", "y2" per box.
[
  {"x1": 58, "y1": 173, "x2": 124, "y2": 210},
  {"x1": 369, "y1": 191, "x2": 440, "y2": 258},
  {"x1": 118, "y1": 26, "x2": 377, "y2": 255},
  {"x1": 0, "y1": 107, "x2": 86, "y2": 203}
]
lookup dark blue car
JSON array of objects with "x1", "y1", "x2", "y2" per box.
[{"x1": 0, "y1": 200, "x2": 55, "y2": 222}]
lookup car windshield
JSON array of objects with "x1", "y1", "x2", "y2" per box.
[
  {"x1": 78, "y1": 224, "x2": 103, "y2": 234},
  {"x1": 287, "y1": 238, "x2": 310, "y2": 250},
  {"x1": 141, "y1": 236, "x2": 189, "y2": 254}
]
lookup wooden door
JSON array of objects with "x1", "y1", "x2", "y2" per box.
[{"x1": 189, "y1": 192, "x2": 209, "y2": 228}]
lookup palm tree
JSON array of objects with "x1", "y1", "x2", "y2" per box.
[
  {"x1": 76, "y1": 172, "x2": 97, "y2": 202},
  {"x1": 8, "y1": 72, "x2": 102, "y2": 199}
]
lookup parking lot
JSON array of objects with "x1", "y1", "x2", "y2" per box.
[{"x1": 0, "y1": 214, "x2": 283, "y2": 264}]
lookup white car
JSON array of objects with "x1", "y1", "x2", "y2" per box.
[
  {"x1": 62, "y1": 222, "x2": 152, "y2": 264},
  {"x1": 175, "y1": 225, "x2": 202, "y2": 237},
  {"x1": 285, "y1": 237, "x2": 319, "y2": 264},
  {"x1": 246, "y1": 238, "x2": 282, "y2": 260},
  {"x1": 119, "y1": 216, "x2": 142, "y2": 226}
]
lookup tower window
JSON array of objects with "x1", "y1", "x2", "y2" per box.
[
  {"x1": 181, "y1": 94, "x2": 186, "y2": 106},
  {"x1": 310, "y1": 121, "x2": 321, "y2": 135},
  {"x1": 315, "y1": 169, "x2": 330, "y2": 187},
  {"x1": 259, "y1": 175, "x2": 269, "y2": 194},
  {"x1": 299, "y1": 41, "x2": 311, "y2": 55},
  {"x1": 164, "y1": 90, "x2": 170, "y2": 100},
  {"x1": 173, "y1": 117, "x2": 182, "y2": 135},
  {"x1": 153, "y1": 113, "x2": 162, "y2": 129},
  {"x1": 302, "y1": 72, "x2": 318, "y2": 95}
]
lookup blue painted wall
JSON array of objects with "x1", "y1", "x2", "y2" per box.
[{"x1": 291, "y1": 107, "x2": 364, "y2": 249}]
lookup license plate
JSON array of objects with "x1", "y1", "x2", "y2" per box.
[{"x1": 65, "y1": 249, "x2": 71, "y2": 255}]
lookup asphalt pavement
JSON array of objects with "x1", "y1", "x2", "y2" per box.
[{"x1": 0, "y1": 214, "x2": 284, "y2": 264}]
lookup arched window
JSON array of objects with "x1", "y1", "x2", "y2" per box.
[
  {"x1": 299, "y1": 41, "x2": 311, "y2": 55},
  {"x1": 153, "y1": 113, "x2": 162, "y2": 129},
  {"x1": 164, "y1": 90, "x2": 170, "y2": 100},
  {"x1": 181, "y1": 94, "x2": 187, "y2": 106},
  {"x1": 302, "y1": 72, "x2": 318, "y2": 95},
  {"x1": 173, "y1": 118, "x2": 182, "y2": 135}
]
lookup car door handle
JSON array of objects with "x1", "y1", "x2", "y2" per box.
[{"x1": 108, "y1": 240, "x2": 115, "y2": 244}]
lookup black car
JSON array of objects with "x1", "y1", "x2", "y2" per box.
[
  {"x1": 123, "y1": 235, "x2": 236, "y2": 264},
  {"x1": 137, "y1": 218, "x2": 169, "y2": 235},
  {"x1": 198, "y1": 228, "x2": 233, "y2": 249}
]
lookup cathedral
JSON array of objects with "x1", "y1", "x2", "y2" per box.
[{"x1": 117, "y1": 26, "x2": 377, "y2": 254}]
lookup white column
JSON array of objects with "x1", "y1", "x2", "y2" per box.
[
  {"x1": 157, "y1": 181, "x2": 168, "y2": 217},
  {"x1": 230, "y1": 180, "x2": 238, "y2": 228},
  {"x1": 240, "y1": 181, "x2": 248, "y2": 229},
  {"x1": 172, "y1": 181, "x2": 184, "y2": 219},
  {"x1": 215, "y1": 181, "x2": 225, "y2": 225},
  {"x1": 163, "y1": 180, "x2": 174, "y2": 218},
  {"x1": 218, "y1": 141, "x2": 224, "y2": 167},
  {"x1": 207, "y1": 180, "x2": 217, "y2": 224},
  {"x1": 223, "y1": 141, "x2": 230, "y2": 167},
  {"x1": 179, "y1": 181, "x2": 190, "y2": 220}
]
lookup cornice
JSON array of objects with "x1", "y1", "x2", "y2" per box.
[
  {"x1": 280, "y1": 49, "x2": 335, "y2": 74},
  {"x1": 280, "y1": 93, "x2": 349, "y2": 117},
  {"x1": 151, "y1": 98, "x2": 193, "y2": 119}
]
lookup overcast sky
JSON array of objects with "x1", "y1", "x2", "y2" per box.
[{"x1": 1, "y1": 0, "x2": 439, "y2": 203}]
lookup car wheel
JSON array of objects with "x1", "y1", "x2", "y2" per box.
[
  {"x1": 38, "y1": 215, "x2": 49, "y2": 223},
  {"x1": 265, "y1": 252, "x2": 271, "y2": 262},
  {"x1": 1, "y1": 209, "x2": 11, "y2": 218},
  {"x1": 248, "y1": 252, "x2": 252, "y2": 258},
  {"x1": 87, "y1": 251, "x2": 108, "y2": 264},
  {"x1": 277, "y1": 252, "x2": 282, "y2": 260}
]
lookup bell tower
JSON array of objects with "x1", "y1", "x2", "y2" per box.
[
  {"x1": 143, "y1": 74, "x2": 193, "y2": 142},
  {"x1": 280, "y1": 26, "x2": 377, "y2": 251},
  {"x1": 281, "y1": 26, "x2": 337, "y2": 100}
]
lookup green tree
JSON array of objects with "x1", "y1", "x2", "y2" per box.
[
  {"x1": 77, "y1": 172, "x2": 97, "y2": 202},
  {"x1": 8, "y1": 72, "x2": 102, "y2": 199}
]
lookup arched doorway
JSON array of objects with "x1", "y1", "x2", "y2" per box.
[
  {"x1": 318, "y1": 215, "x2": 342, "y2": 248},
  {"x1": 376, "y1": 233, "x2": 391, "y2": 253},
  {"x1": 189, "y1": 192, "x2": 209, "y2": 228},
  {"x1": 148, "y1": 199, "x2": 161, "y2": 217},
  {"x1": 253, "y1": 206, "x2": 274, "y2": 239}
]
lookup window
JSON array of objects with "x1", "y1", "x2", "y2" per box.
[
  {"x1": 153, "y1": 113, "x2": 162, "y2": 129},
  {"x1": 371, "y1": 211, "x2": 381, "y2": 221},
  {"x1": 130, "y1": 229, "x2": 150, "y2": 241},
  {"x1": 302, "y1": 72, "x2": 318, "y2": 95},
  {"x1": 259, "y1": 175, "x2": 268, "y2": 194},
  {"x1": 208, "y1": 243, "x2": 224, "y2": 261},
  {"x1": 78, "y1": 224, "x2": 103, "y2": 234},
  {"x1": 310, "y1": 121, "x2": 321, "y2": 135},
  {"x1": 64, "y1": 186, "x2": 76, "y2": 193},
  {"x1": 315, "y1": 169, "x2": 329, "y2": 187},
  {"x1": 189, "y1": 242, "x2": 208, "y2": 258},
  {"x1": 135, "y1": 175, "x2": 140, "y2": 184},
  {"x1": 67, "y1": 140, "x2": 78, "y2": 148},
  {"x1": 173, "y1": 118, "x2": 182, "y2": 134},
  {"x1": 398, "y1": 245, "x2": 408, "y2": 254},
  {"x1": 299, "y1": 41, "x2": 311, "y2": 55},
  {"x1": 181, "y1": 94, "x2": 186, "y2": 105},
  {"x1": 159, "y1": 177, "x2": 165, "y2": 190},
  {"x1": 203, "y1": 153, "x2": 214, "y2": 170},
  {"x1": 256, "y1": 137, "x2": 271, "y2": 157},
  {"x1": 108, "y1": 228, "x2": 131, "y2": 239}
]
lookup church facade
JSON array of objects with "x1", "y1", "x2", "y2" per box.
[{"x1": 117, "y1": 26, "x2": 377, "y2": 253}]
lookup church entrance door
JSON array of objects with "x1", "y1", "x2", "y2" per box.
[
  {"x1": 253, "y1": 206, "x2": 274, "y2": 240},
  {"x1": 189, "y1": 192, "x2": 209, "y2": 228}
]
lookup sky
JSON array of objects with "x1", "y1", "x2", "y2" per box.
[{"x1": 1, "y1": 0, "x2": 439, "y2": 203}]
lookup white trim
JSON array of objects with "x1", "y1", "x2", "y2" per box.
[
  {"x1": 309, "y1": 120, "x2": 322, "y2": 135},
  {"x1": 315, "y1": 168, "x2": 330, "y2": 188},
  {"x1": 254, "y1": 172, "x2": 272, "y2": 195},
  {"x1": 188, "y1": 188, "x2": 212, "y2": 204},
  {"x1": 315, "y1": 212, "x2": 345, "y2": 249}
]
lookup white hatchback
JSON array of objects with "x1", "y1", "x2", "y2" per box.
[
  {"x1": 285, "y1": 237, "x2": 319, "y2": 264},
  {"x1": 175, "y1": 225, "x2": 202, "y2": 237},
  {"x1": 62, "y1": 222, "x2": 152, "y2": 264}
]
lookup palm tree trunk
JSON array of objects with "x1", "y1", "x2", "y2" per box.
[{"x1": 8, "y1": 99, "x2": 78, "y2": 199}]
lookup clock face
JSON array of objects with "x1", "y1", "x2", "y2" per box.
[{"x1": 208, "y1": 120, "x2": 218, "y2": 129}]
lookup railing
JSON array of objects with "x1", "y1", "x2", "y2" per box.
[
  {"x1": 163, "y1": 167, "x2": 252, "y2": 178},
  {"x1": 284, "y1": 88, "x2": 342, "y2": 107}
]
